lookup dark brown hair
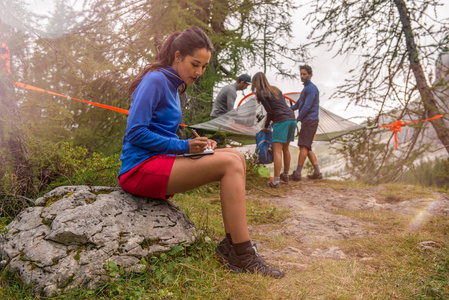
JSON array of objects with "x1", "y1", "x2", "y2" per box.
[
  {"x1": 251, "y1": 72, "x2": 281, "y2": 101},
  {"x1": 300, "y1": 64, "x2": 313, "y2": 75},
  {"x1": 128, "y1": 27, "x2": 213, "y2": 94}
]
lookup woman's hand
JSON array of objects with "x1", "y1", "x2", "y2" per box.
[
  {"x1": 188, "y1": 137, "x2": 209, "y2": 153},
  {"x1": 262, "y1": 127, "x2": 269, "y2": 133},
  {"x1": 207, "y1": 139, "x2": 217, "y2": 150}
]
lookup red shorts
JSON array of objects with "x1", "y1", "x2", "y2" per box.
[{"x1": 119, "y1": 155, "x2": 176, "y2": 200}]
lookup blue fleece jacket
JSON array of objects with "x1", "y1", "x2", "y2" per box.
[
  {"x1": 291, "y1": 80, "x2": 319, "y2": 121},
  {"x1": 119, "y1": 67, "x2": 190, "y2": 177}
]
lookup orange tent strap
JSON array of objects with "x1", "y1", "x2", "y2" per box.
[
  {"x1": 14, "y1": 81, "x2": 129, "y2": 115},
  {"x1": 379, "y1": 115, "x2": 444, "y2": 149}
]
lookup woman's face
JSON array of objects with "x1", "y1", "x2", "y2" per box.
[{"x1": 172, "y1": 48, "x2": 211, "y2": 85}]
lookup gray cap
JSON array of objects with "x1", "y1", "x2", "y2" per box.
[{"x1": 238, "y1": 74, "x2": 251, "y2": 84}]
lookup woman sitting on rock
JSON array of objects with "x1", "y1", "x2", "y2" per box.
[{"x1": 118, "y1": 26, "x2": 284, "y2": 278}]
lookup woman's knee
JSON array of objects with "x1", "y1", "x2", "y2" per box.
[
  {"x1": 222, "y1": 152, "x2": 245, "y2": 175},
  {"x1": 217, "y1": 148, "x2": 246, "y2": 171},
  {"x1": 226, "y1": 148, "x2": 245, "y2": 162}
]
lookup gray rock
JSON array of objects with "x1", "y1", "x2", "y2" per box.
[{"x1": 0, "y1": 186, "x2": 197, "y2": 296}]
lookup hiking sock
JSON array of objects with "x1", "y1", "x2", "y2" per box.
[
  {"x1": 233, "y1": 240, "x2": 252, "y2": 255},
  {"x1": 313, "y1": 164, "x2": 321, "y2": 174},
  {"x1": 226, "y1": 233, "x2": 233, "y2": 245},
  {"x1": 295, "y1": 165, "x2": 303, "y2": 175},
  {"x1": 273, "y1": 177, "x2": 280, "y2": 184}
]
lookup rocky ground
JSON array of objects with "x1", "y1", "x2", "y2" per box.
[{"x1": 246, "y1": 179, "x2": 449, "y2": 270}]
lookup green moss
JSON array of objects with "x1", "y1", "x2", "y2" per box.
[
  {"x1": 140, "y1": 238, "x2": 161, "y2": 250},
  {"x1": 19, "y1": 252, "x2": 28, "y2": 262},
  {"x1": 74, "y1": 249, "x2": 82, "y2": 261},
  {"x1": 85, "y1": 198, "x2": 96, "y2": 204},
  {"x1": 41, "y1": 217, "x2": 52, "y2": 228},
  {"x1": 59, "y1": 273, "x2": 76, "y2": 288},
  {"x1": 92, "y1": 189, "x2": 113, "y2": 195},
  {"x1": 45, "y1": 195, "x2": 64, "y2": 207},
  {"x1": 118, "y1": 232, "x2": 128, "y2": 245},
  {"x1": 67, "y1": 273, "x2": 75, "y2": 285}
]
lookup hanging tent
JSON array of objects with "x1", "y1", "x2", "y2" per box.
[{"x1": 190, "y1": 92, "x2": 365, "y2": 142}]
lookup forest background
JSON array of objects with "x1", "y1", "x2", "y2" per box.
[{"x1": 0, "y1": 0, "x2": 449, "y2": 198}]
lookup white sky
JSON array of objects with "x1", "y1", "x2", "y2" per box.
[
  {"x1": 23, "y1": 0, "x2": 449, "y2": 124},
  {"x1": 241, "y1": 2, "x2": 449, "y2": 124}
]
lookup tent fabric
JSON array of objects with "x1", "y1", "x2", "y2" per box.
[
  {"x1": 284, "y1": 93, "x2": 365, "y2": 141},
  {"x1": 191, "y1": 95, "x2": 266, "y2": 135},
  {"x1": 190, "y1": 93, "x2": 364, "y2": 142}
]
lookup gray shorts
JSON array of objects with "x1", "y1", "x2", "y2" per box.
[{"x1": 297, "y1": 119, "x2": 319, "y2": 150}]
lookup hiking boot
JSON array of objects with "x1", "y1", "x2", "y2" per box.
[
  {"x1": 266, "y1": 181, "x2": 280, "y2": 188},
  {"x1": 280, "y1": 173, "x2": 289, "y2": 184},
  {"x1": 215, "y1": 237, "x2": 232, "y2": 264},
  {"x1": 226, "y1": 244, "x2": 285, "y2": 279},
  {"x1": 307, "y1": 172, "x2": 323, "y2": 180},
  {"x1": 289, "y1": 170, "x2": 302, "y2": 181}
]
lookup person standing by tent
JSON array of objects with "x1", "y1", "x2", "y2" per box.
[
  {"x1": 290, "y1": 64, "x2": 322, "y2": 180},
  {"x1": 119, "y1": 27, "x2": 284, "y2": 278},
  {"x1": 210, "y1": 74, "x2": 251, "y2": 118},
  {"x1": 252, "y1": 72, "x2": 296, "y2": 188}
]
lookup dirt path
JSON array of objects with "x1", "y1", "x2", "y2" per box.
[{"x1": 247, "y1": 180, "x2": 449, "y2": 269}]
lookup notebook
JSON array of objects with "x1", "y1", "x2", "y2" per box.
[{"x1": 182, "y1": 148, "x2": 214, "y2": 157}]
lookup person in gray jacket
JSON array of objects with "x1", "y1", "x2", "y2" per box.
[{"x1": 210, "y1": 74, "x2": 251, "y2": 118}]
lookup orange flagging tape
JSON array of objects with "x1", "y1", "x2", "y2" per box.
[
  {"x1": 379, "y1": 115, "x2": 443, "y2": 149},
  {"x1": 14, "y1": 82, "x2": 129, "y2": 115}
]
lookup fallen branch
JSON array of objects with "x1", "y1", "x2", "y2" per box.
[{"x1": 246, "y1": 182, "x2": 283, "y2": 198}]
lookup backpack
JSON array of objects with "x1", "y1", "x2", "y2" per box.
[{"x1": 255, "y1": 130, "x2": 273, "y2": 164}]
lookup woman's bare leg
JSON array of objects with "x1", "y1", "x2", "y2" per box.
[
  {"x1": 282, "y1": 141, "x2": 291, "y2": 174},
  {"x1": 212, "y1": 148, "x2": 246, "y2": 237},
  {"x1": 273, "y1": 142, "x2": 283, "y2": 178},
  {"x1": 166, "y1": 151, "x2": 249, "y2": 243}
]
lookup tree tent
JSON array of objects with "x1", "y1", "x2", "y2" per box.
[{"x1": 190, "y1": 92, "x2": 365, "y2": 142}]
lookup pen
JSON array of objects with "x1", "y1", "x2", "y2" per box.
[
  {"x1": 192, "y1": 129, "x2": 200, "y2": 138},
  {"x1": 192, "y1": 129, "x2": 212, "y2": 150}
]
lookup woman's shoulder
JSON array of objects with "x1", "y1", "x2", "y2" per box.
[
  {"x1": 134, "y1": 70, "x2": 167, "y2": 96},
  {"x1": 141, "y1": 70, "x2": 166, "y2": 84}
]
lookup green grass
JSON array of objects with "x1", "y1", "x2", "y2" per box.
[{"x1": 1, "y1": 180, "x2": 448, "y2": 299}]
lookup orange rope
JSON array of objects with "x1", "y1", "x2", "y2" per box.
[
  {"x1": 379, "y1": 115, "x2": 443, "y2": 149},
  {"x1": 14, "y1": 81, "x2": 129, "y2": 115}
]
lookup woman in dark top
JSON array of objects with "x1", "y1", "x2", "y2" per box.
[{"x1": 252, "y1": 72, "x2": 296, "y2": 188}]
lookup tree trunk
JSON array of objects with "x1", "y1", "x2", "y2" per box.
[{"x1": 394, "y1": 0, "x2": 449, "y2": 154}]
